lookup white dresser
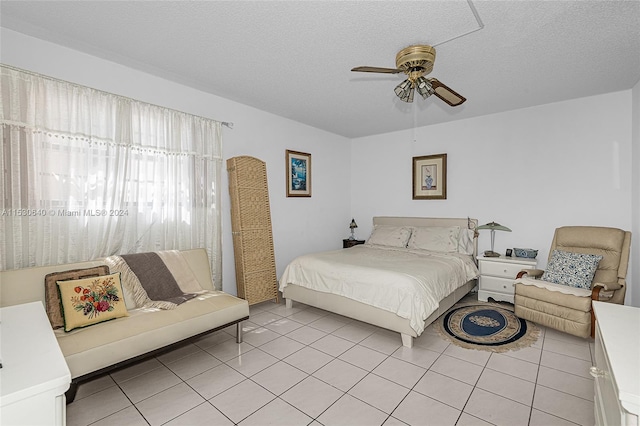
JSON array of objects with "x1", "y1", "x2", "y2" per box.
[
  {"x1": 477, "y1": 255, "x2": 537, "y2": 303},
  {"x1": 0, "y1": 302, "x2": 71, "y2": 426},
  {"x1": 592, "y1": 301, "x2": 640, "y2": 426}
]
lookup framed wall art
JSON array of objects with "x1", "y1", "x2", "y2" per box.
[
  {"x1": 286, "y1": 149, "x2": 311, "y2": 197},
  {"x1": 412, "y1": 153, "x2": 447, "y2": 200}
]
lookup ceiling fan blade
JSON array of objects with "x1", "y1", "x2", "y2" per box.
[
  {"x1": 351, "y1": 66, "x2": 403, "y2": 74},
  {"x1": 428, "y1": 78, "x2": 466, "y2": 106}
]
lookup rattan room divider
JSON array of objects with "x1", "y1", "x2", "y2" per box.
[{"x1": 227, "y1": 156, "x2": 279, "y2": 305}]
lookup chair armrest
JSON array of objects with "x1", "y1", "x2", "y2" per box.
[
  {"x1": 593, "y1": 281, "x2": 622, "y2": 291},
  {"x1": 516, "y1": 269, "x2": 544, "y2": 279}
]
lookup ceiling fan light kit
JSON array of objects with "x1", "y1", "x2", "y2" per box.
[{"x1": 352, "y1": 44, "x2": 466, "y2": 106}]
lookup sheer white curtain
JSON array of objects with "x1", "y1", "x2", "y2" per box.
[{"x1": 0, "y1": 66, "x2": 223, "y2": 288}]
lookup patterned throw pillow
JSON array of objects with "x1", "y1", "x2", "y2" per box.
[
  {"x1": 57, "y1": 272, "x2": 129, "y2": 332},
  {"x1": 44, "y1": 266, "x2": 110, "y2": 329},
  {"x1": 541, "y1": 250, "x2": 603, "y2": 290}
]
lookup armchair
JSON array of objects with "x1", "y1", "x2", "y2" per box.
[{"x1": 514, "y1": 226, "x2": 631, "y2": 338}]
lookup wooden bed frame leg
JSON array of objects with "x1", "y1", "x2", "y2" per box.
[
  {"x1": 285, "y1": 298, "x2": 292, "y2": 309},
  {"x1": 401, "y1": 333, "x2": 413, "y2": 348},
  {"x1": 236, "y1": 321, "x2": 243, "y2": 344}
]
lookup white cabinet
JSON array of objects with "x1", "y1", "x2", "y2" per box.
[
  {"x1": 592, "y1": 301, "x2": 640, "y2": 426},
  {"x1": 0, "y1": 302, "x2": 71, "y2": 426},
  {"x1": 477, "y1": 255, "x2": 537, "y2": 303}
]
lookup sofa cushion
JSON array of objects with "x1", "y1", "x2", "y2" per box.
[
  {"x1": 541, "y1": 250, "x2": 603, "y2": 290},
  {"x1": 57, "y1": 273, "x2": 129, "y2": 332},
  {"x1": 44, "y1": 266, "x2": 110, "y2": 329},
  {"x1": 55, "y1": 290, "x2": 249, "y2": 378}
]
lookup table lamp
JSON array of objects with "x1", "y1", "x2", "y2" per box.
[
  {"x1": 477, "y1": 221, "x2": 511, "y2": 257},
  {"x1": 349, "y1": 218, "x2": 358, "y2": 240}
]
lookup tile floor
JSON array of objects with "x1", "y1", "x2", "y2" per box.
[{"x1": 67, "y1": 293, "x2": 597, "y2": 426}]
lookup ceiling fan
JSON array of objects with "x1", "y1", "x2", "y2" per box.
[{"x1": 351, "y1": 45, "x2": 466, "y2": 106}]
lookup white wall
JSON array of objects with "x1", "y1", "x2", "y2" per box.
[
  {"x1": 351, "y1": 92, "x2": 636, "y2": 305},
  {"x1": 631, "y1": 79, "x2": 640, "y2": 307},
  {"x1": 0, "y1": 29, "x2": 352, "y2": 295}
]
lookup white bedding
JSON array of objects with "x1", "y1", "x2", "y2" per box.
[{"x1": 279, "y1": 245, "x2": 479, "y2": 335}]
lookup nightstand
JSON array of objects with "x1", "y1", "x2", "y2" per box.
[
  {"x1": 343, "y1": 239, "x2": 365, "y2": 248},
  {"x1": 477, "y1": 255, "x2": 537, "y2": 303}
]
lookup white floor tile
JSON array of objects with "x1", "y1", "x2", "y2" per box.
[
  {"x1": 413, "y1": 370, "x2": 473, "y2": 410},
  {"x1": 540, "y1": 350, "x2": 594, "y2": 380},
  {"x1": 308, "y1": 314, "x2": 350, "y2": 333},
  {"x1": 332, "y1": 322, "x2": 376, "y2": 343},
  {"x1": 266, "y1": 303, "x2": 305, "y2": 318},
  {"x1": 285, "y1": 324, "x2": 328, "y2": 345},
  {"x1": 348, "y1": 373, "x2": 410, "y2": 414},
  {"x1": 163, "y1": 402, "x2": 233, "y2": 426},
  {"x1": 281, "y1": 376, "x2": 344, "y2": 418},
  {"x1": 258, "y1": 335, "x2": 306, "y2": 359},
  {"x1": 110, "y1": 357, "x2": 163, "y2": 383},
  {"x1": 289, "y1": 309, "x2": 325, "y2": 325},
  {"x1": 186, "y1": 363, "x2": 246, "y2": 400},
  {"x1": 226, "y1": 348, "x2": 278, "y2": 377},
  {"x1": 455, "y1": 412, "x2": 495, "y2": 426},
  {"x1": 413, "y1": 331, "x2": 451, "y2": 353},
  {"x1": 476, "y1": 368, "x2": 535, "y2": 406},
  {"x1": 443, "y1": 344, "x2": 491, "y2": 366},
  {"x1": 391, "y1": 345, "x2": 440, "y2": 369},
  {"x1": 310, "y1": 334, "x2": 355, "y2": 357},
  {"x1": 67, "y1": 386, "x2": 131, "y2": 426},
  {"x1": 529, "y1": 408, "x2": 581, "y2": 426},
  {"x1": 74, "y1": 375, "x2": 116, "y2": 401},
  {"x1": 238, "y1": 397, "x2": 313, "y2": 426},
  {"x1": 537, "y1": 365, "x2": 594, "y2": 401},
  {"x1": 156, "y1": 342, "x2": 203, "y2": 364},
  {"x1": 359, "y1": 331, "x2": 402, "y2": 355},
  {"x1": 242, "y1": 327, "x2": 282, "y2": 347},
  {"x1": 192, "y1": 330, "x2": 234, "y2": 350},
  {"x1": 544, "y1": 328, "x2": 591, "y2": 347},
  {"x1": 284, "y1": 346, "x2": 334, "y2": 374},
  {"x1": 165, "y1": 348, "x2": 222, "y2": 380},
  {"x1": 317, "y1": 393, "x2": 388, "y2": 426},
  {"x1": 543, "y1": 338, "x2": 592, "y2": 361},
  {"x1": 430, "y1": 354, "x2": 483, "y2": 386},
  {"x1": 263, "y1": 316, "x2": 305, "y2": 334},
  {"x1": 117, "y1": 365, "x2": 182, "y2": 403},
  {"x1": 249, "y1": 311, "x2": 285, "y2": 327},
  {"x1": 392, "y1": 390, "x2": 461, "y2": 426},
  {"x1": 135, "y1": 383, "x2": 205, "y2": 426},
  {"x1": 486, "y1": 352, "x2": 539, "y2": 382},
  {"x1": 313, "y1": 358, "x2": 368, "y2": 392},
  {"x1": 464, "y1": 387, "x2": 531, "y2": 426},
  {"x1": 372, "y1": 356, "x2": 426, "y2": 389},
  {"x1": 501, "y1": 344, "x2": 542, "y2": 365},
  {"x1": 533, "y1": 385, "x2": 595, "y2": 426},
  {"x1": 251, "y1": 361, "x2": 309, "y2": 395},
  {"x1": 339, "y1": 344, "x2": 388, "y2": 371},
  {"x1": 209, "y1": 379, "x2": 275, "y2": 424},
  {"x1": 90, "y1": 406, "x2": 148, "y2": 426},
  {"x1": 205, "y1": 339, "x2": 254, "y2": 362}
]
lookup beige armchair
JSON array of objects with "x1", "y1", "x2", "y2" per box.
[{"x1": 514, "y1": 226, "x2": 631, "y2": 338}]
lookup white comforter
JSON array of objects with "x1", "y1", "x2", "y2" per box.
[{"x1": 279, "y1": 245, "x2": 479, "y2": 335}]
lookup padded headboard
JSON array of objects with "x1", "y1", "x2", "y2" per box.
[{"x1": 372, "y1": 216, "x2": 478, "y2": 258}]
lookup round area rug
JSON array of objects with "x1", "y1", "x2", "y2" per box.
[{"x1": 437, "y1": 303, "x2": 540, "y2": 352}]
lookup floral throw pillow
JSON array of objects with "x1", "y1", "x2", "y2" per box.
[
  {"x1": 541, "y1": 250, "x2": 603, "y2": 290},
  {"x1": 57, "y1": 272, "x2": 129, "y2": 332}
]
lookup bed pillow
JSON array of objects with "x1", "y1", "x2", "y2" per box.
[
  {"x1": 457, "y1": 228, "x2": 476, "y2": 255},
  {"x1": 408, "y1": 226, "x2": 460, "y2": 253},
  {"x1": 541, "y1": 250, "x2": 603, "y2": 290},
  {"x1": 44, "y1": 265, "x2": 110, "y2": 329},
  {"x1": 57, "y1": 272, "x2": 129, "y2": 332},
  {"x1": 366, "y1": 226, "x2": 412, "y2": 248}
]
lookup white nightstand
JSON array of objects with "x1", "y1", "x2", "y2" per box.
[{"x1": 477, "y1": 255, "x2": 537, "y2": 303}]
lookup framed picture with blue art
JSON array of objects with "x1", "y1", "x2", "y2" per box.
[
  {"x1": 412, "y1": 153, "x2": 447, "y2": 200},
  {"x1": 286, "y1": 149, "x2": 311, "y2": 197}
]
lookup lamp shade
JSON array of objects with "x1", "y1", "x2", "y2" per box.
[
  {"x1": 349, "y1": 218, "x2": 358, "y2": 229},
  {"x1": 477, "y1": 221, "x2": 511, "y2": 232}
]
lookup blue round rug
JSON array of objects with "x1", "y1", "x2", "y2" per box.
[{"x1": 438, "y1": 303, "x2": 540, "y2": 352}]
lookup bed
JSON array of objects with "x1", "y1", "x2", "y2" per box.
[{"x1": 279, "y1": 217, "x2": 480, "y2": 348}]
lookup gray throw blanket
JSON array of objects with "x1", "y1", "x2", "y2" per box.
[{"x1": 120, "y1": 252, "x2": 196, "y2": 305}]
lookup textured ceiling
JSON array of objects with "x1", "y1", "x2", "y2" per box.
[{"x1": 1, "y1": 1, "x2": 639, "y2": 138}]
